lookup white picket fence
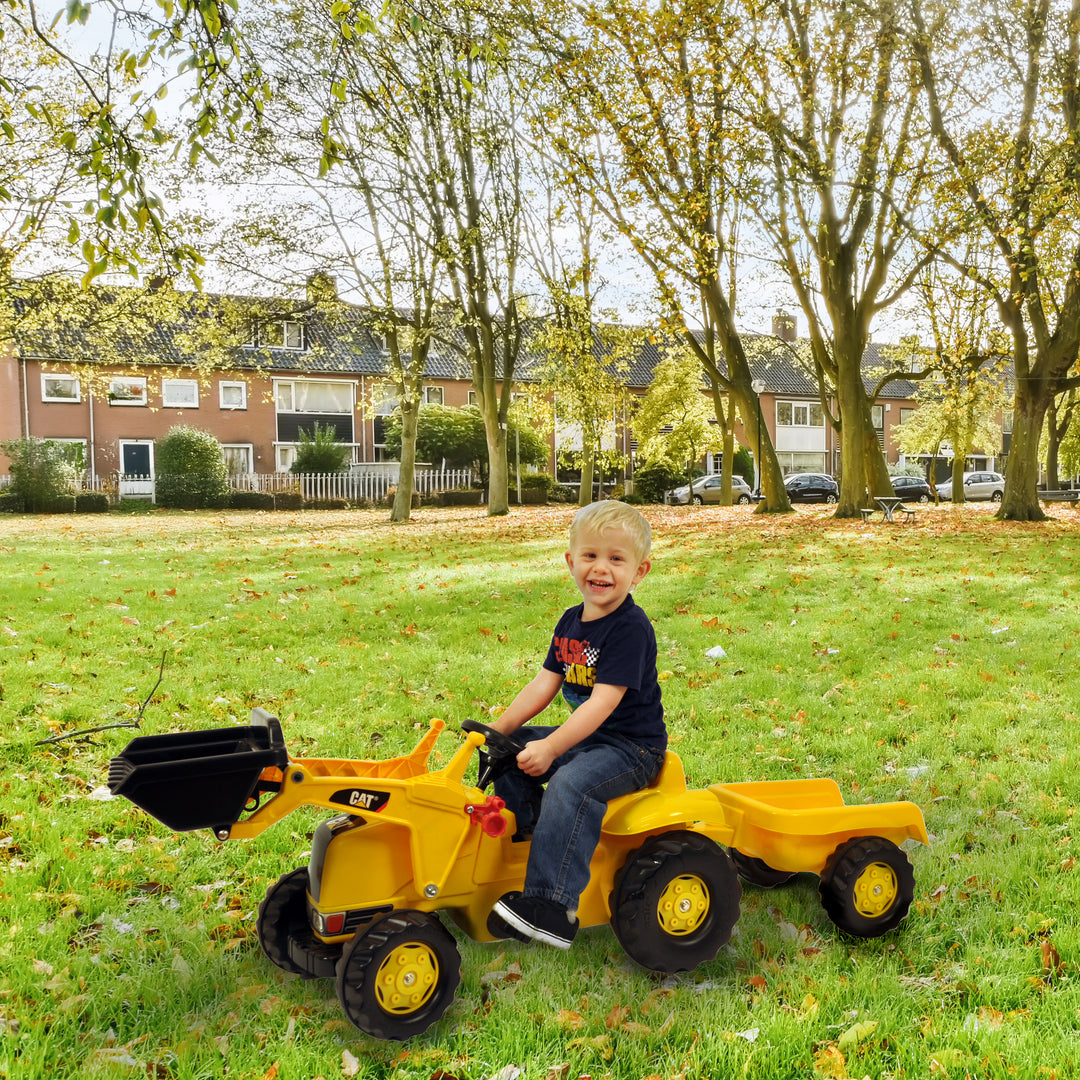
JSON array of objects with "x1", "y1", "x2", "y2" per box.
[
  {"x1": 1, "y1": 468, "x2": 474, "y2": 504},
  {"x1": 230, "y1": 468, "x2": 474, "y2": 502}
]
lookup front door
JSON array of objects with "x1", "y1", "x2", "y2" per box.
[{"x1": 119, "y1": 441, "x2": 155, "y2": 500}]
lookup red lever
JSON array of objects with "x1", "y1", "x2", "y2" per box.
[{"x1": 466, "y1": 795, "x2": 507, "y2": 837}]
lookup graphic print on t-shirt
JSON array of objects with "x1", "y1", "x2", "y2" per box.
[{"x1": 553, "y1": 634, "x2": 600, "y2": 691}]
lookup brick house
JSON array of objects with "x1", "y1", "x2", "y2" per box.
[{"x1": 0, "y1": 287, "x2": 930, "y2": 489}]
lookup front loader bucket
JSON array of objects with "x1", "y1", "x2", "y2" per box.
[{"x1": 107, "y1": 708, "x2": 288, "y2": 834}]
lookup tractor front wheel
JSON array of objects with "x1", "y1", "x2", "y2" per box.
[
  {"x1": 818, "y1": 836, "x2": 915, "y2": 938},
  {"x1": 610, "y1": 831, "x2": 741, "y2": 973},
  {"x1": 257, "y1": 867, "x2": 339, "y2": 978},
  {"x1": 335, "y1": 910, "x2": 461, "y2": 1040}
]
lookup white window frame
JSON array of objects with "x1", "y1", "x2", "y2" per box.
[
  {"x1": 221, "y1": 443, "x2": 254, "y2": 474},
  {"x1": 253, "y1": 319, "x2": 304, "y2": 350},
  {"x1": 41, "y1": 372, "x2": 81, "y2": 403},
  {"x1": 275, "y1": 378, "x2": 354, "y2": 415},
  {"x1": 219, "y1": 380, "x2": 248, "y2": 410},
  {"x1": 776, "y1": 400, "x2": 824, "y2": 427},
  {"x1": 424, "y1": 385, "x2": 445, "y2": 405},
  {"x1": 162, "y1": 378, "x2": 200, "y2": 409},
  {"x1": 108, "y1": 377, "x2": 148, "y2": 406}
]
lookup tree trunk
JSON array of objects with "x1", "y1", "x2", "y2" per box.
[
  {"x1": 833, "y1": 363, "x2": 883, "y2": 516},
  {"x1": 579, "y1": 449, "x2": 595, "y2": 507},
  {"x1": 391, "y1": 398, "x2": 420, "y2": 523},
  {"x1": 950, "y1": 455, "x2": 966, "y2": 505},
  {"x1": 999, "y1": 391, "x2": 1049, "y2": 521},
  {"x1": 1045, "y1": 398, "x2": 1060, "y2": 491},
  {"x1": 484, "y1": 417, "x2": 509, "y2": 516}
]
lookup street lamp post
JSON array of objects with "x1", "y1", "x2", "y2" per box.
[{"x1": 751, "y1": 379, "x2": 765, "y2": 498}]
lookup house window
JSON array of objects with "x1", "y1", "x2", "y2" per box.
[
  {"x1": 253, "y1": 319, "x2": 304, "y2": 350},
  {"x1": 275, "y1": 379, "x2": 353, "y2": 414},
  {"x1": 424, "y1": 385, "x2": 444, "y2": 405},
  {"x1": 871, "y1": 405, "x2": 884, "y2": 429},
  {"x1": 108, "y1": 377, "x2": 147, "y2": 406},
  {"x1": 276, "y1": 445, "x2": 297, "y2": 472},
  {"x1": 776, "y1": 400, "x2": 824, "y2": 427},
  {"x1": 468, "y1": 390, "x2": 479, "y2": 406},
  {"x1": 41, "y1": 373, "x2": 81, "y2": 403},
  {"x1": 220, "y1": 381, "x2": 248, "y2": 410},
  {"x1": 47, "y1": 438, "x2": 87, "y2": 471},
  {"x1": 162, "y1": 378, "x2": 199, "y2": 408},
  {"x1": 221, "y1": 444, "x2": 253, "y2": 474},
  {"x1": 900, "y1": 407, "x2": 915, "y2": 424}
]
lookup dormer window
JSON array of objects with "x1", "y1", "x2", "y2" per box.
[{"x1": 249, "y1": 319, "x2": 305, "y2": 350}]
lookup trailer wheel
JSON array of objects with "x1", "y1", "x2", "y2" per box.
[
  {"x1": 257, "y1": 867, "x2": 338, "y2": 979},
  {"x1": 819, "y1": 836, "x2": 914, "y2": 938},
  {"x1": 610, "y1": 831, "x2": 741, "y2": 973},
  {"x1": 335, "y1": 910, "x2": 461, "y2": 1041},
  {"x1": 729, "y1": 848, "x2": 797, "y2": 889}
]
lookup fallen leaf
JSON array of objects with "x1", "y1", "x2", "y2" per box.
[
  {"x1": 837, "y1": 1019, "x2": 878, "y2": 1050},
  {"x1": 812, "y1": 1043, "x2": 847, "y2": 1078}
]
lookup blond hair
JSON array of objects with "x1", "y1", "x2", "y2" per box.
[{"x1": 568, "y1": 501, "x2": 652, "y2": 563}]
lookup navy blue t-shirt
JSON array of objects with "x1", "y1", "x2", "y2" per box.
[{"x1": 541, "y1": 594, "x2": 666, "y2": 749}]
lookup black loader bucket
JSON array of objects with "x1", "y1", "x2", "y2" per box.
[{"x1": 107, "y1": 708, "x2": 288, "y2": 833}]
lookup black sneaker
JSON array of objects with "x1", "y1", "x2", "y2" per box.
[
  {"x1": 487, "y1": 891, "x2": 529, "y2": 943},
  {"x1": 492, "y1": 893, "x2": 578, "y2": 949}
]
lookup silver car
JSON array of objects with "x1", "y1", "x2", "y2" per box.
[
  {"x1": 665, "y1": 474, "x2": 756, "y2": 505},
  {"x1": 934, "y1": 471, "x2": 1005, "y2": 502}
]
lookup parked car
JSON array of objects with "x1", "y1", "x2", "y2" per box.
[
  {"x1": 784, "y1": 473, "x2": 839, "y2": 503},
  {"x1": 665, "y1": 474, "x2": 756, "y2": 505},
  {"x1": 934, "y1": 471, "x2": 1005, "y2": 502},
  {"x1": 890, "y1": 475, "x2": 934, "y2": 503}
]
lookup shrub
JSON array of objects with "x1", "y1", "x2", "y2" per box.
[
  {"x1": 0, "y1": 490, "x2": 25, "y2": 513},
  {"x1": 229, "y1": 491, "x2": 276, "y2": 511},
  {"x1": 291, "y1": 423, "x2": 350, "y2": 475},
  {"x1": 1, "y1": 438, "x2": 78, "y2": 512},
  {"x1": 75, "y1": 492, "x2": 109, "y2": 513},
  {"x1": 632, "y1": 460, "x2": 686, "y2": 503},
  {"x1": 155, "y1": 426, "x2": 230, "y2": 510},
  {"x1": 274, "y1": 492, "x2": 304, "y2": 510},
  {"x1": 732, "y1": 446, "x2": 755, "y2": 488}
]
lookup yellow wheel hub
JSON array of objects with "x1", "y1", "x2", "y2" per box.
[
  {"x1": 657, "y1": 874, "x2": 710, "y2": 936},
  {"x1": 852, "y1": 862, "x2": 898, "y2": 918},
  {"x1": 374, "y1": 942, "x2": 439, "y2": 1015}
]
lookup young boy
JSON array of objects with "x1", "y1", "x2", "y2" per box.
[{"x1": 488, "y1": 500, "x2": 667, "y2": 949}]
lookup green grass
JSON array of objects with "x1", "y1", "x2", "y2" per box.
[{"x1": 1, "y1": 503, "x2": 1079, "y2": 1079}]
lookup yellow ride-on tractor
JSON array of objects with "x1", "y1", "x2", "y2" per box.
[{"x1": 108, "y1": 710, "x2": 928, "y2": 1041}]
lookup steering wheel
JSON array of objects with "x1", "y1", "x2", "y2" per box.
[{"x1": 461, "y1": 719, "x2": 526, "y2": 789}]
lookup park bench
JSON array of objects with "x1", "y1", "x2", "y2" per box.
[{"x1": 1039, "y1": 490, "x2": 1079, "y2": 505}]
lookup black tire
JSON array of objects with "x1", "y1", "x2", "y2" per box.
[
  {"x1": 918, "y1": 493, "x2": 930, "y2": 503},
  {"x1": 737, "y1": 494, "x2": 751, "y2": 505},
  {"x1": 257, "y1": 867, "x2": 339, "y2": 978},
  {"x1": 818, "y1": 836, "x2": 915, "y2": 938},
  {"x1": 991, "y1": 491, "x2": 1003, "y2": 502},
  {"x1": 692, "y1": 495, "x2": 704, "y2": 505},
  {"x1": 335, "y1": 910, "x2": 461, "y2": 1040},
  {"x1": 826, "y1": 494, "x2": 838, "y2": 504},
  {"x1": 729, "y1": 848, "x2": 797, "y2": 889},
  {"x1": 610, "y1": 831, "x2": 741, "y2": 973}
]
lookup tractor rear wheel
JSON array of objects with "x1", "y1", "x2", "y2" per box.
[
  {"x1": 729, "y1": 848, "x2": 797, "y2": 889},
  {"x1": 335, "y1": 910, "x2": 461, "y2": 1040},
  {"x1": 610, "y1": 831, "x2": 741, "y2": 973},
  {"x1": 818, "y1": 836, "x2": 914, "y2": 938}
]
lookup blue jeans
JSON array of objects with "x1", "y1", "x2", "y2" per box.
[{"x1": 494, "y1": 727, "x2": 665, "y2": 911}]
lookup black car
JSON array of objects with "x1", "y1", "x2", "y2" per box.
[
  {"x1": 784, "y1": 472, "x2": 839, "y2": 503},
  {"x1": 890, "y1": 475, "x2": 934, "y2": 503}
]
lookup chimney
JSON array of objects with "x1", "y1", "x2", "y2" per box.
[
  {"x1": 307, "y1": 271, "x2": 338, "y2": 303},
  {"x1": 773, "y1": 310, "x2": 797, "y2": 342}
]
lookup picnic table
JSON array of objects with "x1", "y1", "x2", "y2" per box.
[{"x1": 874, "y1": 495, "x2": 904, "y2": 522}]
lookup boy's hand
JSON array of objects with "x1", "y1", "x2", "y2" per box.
[{"x1": 516, "y1": 738, "x2": 558, "y2": 777}]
